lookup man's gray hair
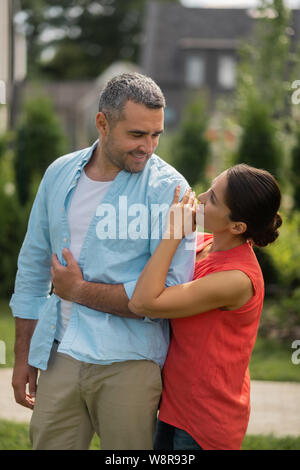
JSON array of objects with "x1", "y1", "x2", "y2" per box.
[{"x1": 98, "y1": 73, "x2": 166, "y2": 125}]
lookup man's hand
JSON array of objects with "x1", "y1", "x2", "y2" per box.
[
  {"x1": 12, "y1": 362, "x2": 38, "y2": 410},
  {"x1": 51, "y1": 249, "x2": 84, "y2": 302}
]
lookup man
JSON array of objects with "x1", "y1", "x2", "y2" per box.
[{"x1": 10, "y1": 73, "x2": 196, "y2": 450}]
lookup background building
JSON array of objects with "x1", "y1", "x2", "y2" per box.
[{"x1": 140, "y1": 1, "x2": 300, "y2": 127}]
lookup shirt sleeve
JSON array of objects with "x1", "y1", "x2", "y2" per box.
[
  {"x1": 123, "y1": 178, "x2": 196, "y2": 300},
  {"x1": 9, "y1": 171, "x2": 52, "y2": 320}
]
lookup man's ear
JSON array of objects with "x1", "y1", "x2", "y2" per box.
[
  {"x1": 96, "y1": 112, "x2": 109, "y2": 138},
  {"x1": 230, "y1": 221, "x2": 247, "y2": 236}
]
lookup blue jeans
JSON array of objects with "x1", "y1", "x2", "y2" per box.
[{"x1": 154, "y1": 419, "x2": 203, "y2": 450}]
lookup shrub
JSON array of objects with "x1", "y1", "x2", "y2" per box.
[
  {"x1": 14, "y1": 95, "x2": 67, "y2": 205},
  {"x1": 172, "y1": 96, "x2": 211, "y2": 187},
  {"x1": 235, "y1": 93, "x2": 283, "y2": 180},
  {"x1": 266, "y1": 211, "x2": 300, "y2": 289},
  {"x1": 0, "y1": 138, "x2": 28, "y2": 298}
]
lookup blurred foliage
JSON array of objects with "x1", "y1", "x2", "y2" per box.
[
  {"x1": 253, "y1": 247, "x2": 279, "y2": 295},
  {"x1": 14, "y1": 95, "x2": 67, "y2": 205},
  {"x1": 172, "y1": 96, "x2": 211, "y2": 187},
  {"x1": 291, "y1": 128, "x2": 300, "y2": 211},
  {"x1": 234, "y1": 0, "x2": 300, "y2": 184},
  {"x1": 273, "y1": 287, "x2": 300, "y2": 329},
  {"x1": 234, "y1": 92, "x2": 283, "y2": 180},
  {"x1": 19, "y1": 0, "x2": 179, "y2": 79},
  {"x1": 236, "y1": 0, "x2": 295, "y2": 118},
  {"x1": 256, "y1": 212, "x2": 300, "y2": 337},
  {"x1": 0, "y1": 94, "x2": 68, "y2": 297},
  {"x1": 266, "y1": 212, "x2": 300, "y2": 288},
  {"x1": 0, "y1": 136, "x2": 28, "y2": 298}
]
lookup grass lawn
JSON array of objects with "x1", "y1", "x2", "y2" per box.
[
  {"x1": 1, "y1": 298, "x2": 299, "y2": 382},
  {"x1": 0, "y1": 419, "x2": 299, "y2": 450},
  {"x1": 0, "y1": 419, "x2": 100, "y2": 450},
  {"x1": 249, "y1": 336, "x2": 300, "y2": 382}
]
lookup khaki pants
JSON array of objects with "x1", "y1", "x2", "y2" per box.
[{"x1": 30, "y1": 342, "x2": 162, "y2": 450}]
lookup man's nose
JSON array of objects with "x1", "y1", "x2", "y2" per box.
[{"x1": 140, "y1": 136, "x2": 156, "y2": 155}]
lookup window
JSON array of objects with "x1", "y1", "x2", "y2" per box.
[
  {"x1": 185, "y1": 55, "x2": 205, "y2": 88},
  {"x1": 218, "y1": 55, "x2": 236, "y2": 89}
]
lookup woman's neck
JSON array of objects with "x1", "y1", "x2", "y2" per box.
[
  {"x1": 210, "y1": 232, "x2": 246, "y2": 253},
  {"x1": 196, "y1": 234, "x2": 246, "y2": 263}
]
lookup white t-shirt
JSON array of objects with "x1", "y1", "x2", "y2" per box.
[{"x1": 56, "y1": 170, "x2": 113, "y2": 341}]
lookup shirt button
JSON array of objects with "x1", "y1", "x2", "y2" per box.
[
  {"x1": 63, "y1": 237, "x2": 67, "y2": 243},
  {"x1": 50, "y1": 325, "x2": 55, "y2": 330},
  {"x1": 62, "y1": 207, "x2": 65, "y2": 212}
]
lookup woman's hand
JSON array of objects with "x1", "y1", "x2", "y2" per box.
[{"x1": 164, "y1": 186, "x2": 197, "y2": 240}]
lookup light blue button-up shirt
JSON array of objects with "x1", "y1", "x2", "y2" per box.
[{"x1": 10, "y1": 140, "x2": 196, "y2": 370}]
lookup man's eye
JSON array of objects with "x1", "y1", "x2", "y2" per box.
[{"x1": 210, "y1": 192, "x2": 215, "y2": 203}]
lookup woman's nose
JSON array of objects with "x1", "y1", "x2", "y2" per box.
[{"x1": 197, "y1": 193, "x2": 205, "y2": 204}]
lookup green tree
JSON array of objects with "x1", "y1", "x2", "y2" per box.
[
  {"x1": 14, "y1": 95, "x2": 67, "y2": 205},
  {"x1": 234, "y1": 0, "x2": 295, "y2": 179},
  {"x1": 235, "y1": 92, "x2": 282, "y2": 179},
  {"x1": 0, "y1": 135, "x2": 27, "y2": 298},
  {"x1": 172, "y1": 96, "x2": 210, "y2": 187},
  {"x1": 237, "y1": 0, "x2": 293, "y2": 117},
  {"x1": 19, "y1": 0, "x2": 179, "y2": 79}
]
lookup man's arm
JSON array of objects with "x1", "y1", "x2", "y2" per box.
[
  {"x1": 10, "y1": 171, "x2": 52, "y2": 407},
  {"x1": 51, "y1": 250, "x2": 140, "y2": 319},
  {"x1": 12, "y1": 318, "x2": 38, "y2": 409}
]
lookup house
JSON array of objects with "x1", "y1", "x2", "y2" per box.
[
  {"x1": 140, "y1": 1, "x2": 300, "y2": 127},
  {"x1": 0, "y1": 0, "x2": 26, "y2": 133}
]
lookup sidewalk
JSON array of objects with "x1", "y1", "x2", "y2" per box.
[{"x1": 0, "y1": 368, "x2": 300, "y2": 437}]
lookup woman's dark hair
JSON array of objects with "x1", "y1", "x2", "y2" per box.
[{"x1": 225, "y1": 164, "x2": 282, "y2": 247}]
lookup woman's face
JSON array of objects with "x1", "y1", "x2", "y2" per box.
[{"x1": 197, "y1": 171, "x2": 233, "y2": 234}]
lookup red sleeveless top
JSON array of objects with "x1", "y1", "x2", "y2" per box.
[{"x1": 158, "y1": 233, "x2": 264, "y2": 450}]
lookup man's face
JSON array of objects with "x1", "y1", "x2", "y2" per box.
[{"x1": 100, "y1": 100, "x2": 164, "y2": 173}]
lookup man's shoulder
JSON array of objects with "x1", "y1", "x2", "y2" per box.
[
  {"x1": 45, "y1": 146, "x2": 90, "y2": 178},
  {"x1": 44, "y1": 141, "x2": 98, "y2": 185},
  {"x1": 147, "y1": 154, "x2": 189, "y2": 189}
]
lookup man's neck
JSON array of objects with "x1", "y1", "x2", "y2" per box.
[{"x1": 84, "y1": 143, "x2": 121, "y2": 182}]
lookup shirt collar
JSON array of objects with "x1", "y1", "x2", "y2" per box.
[{"x1": 79, "y1": 139, "x2": 99, "y2": 169}]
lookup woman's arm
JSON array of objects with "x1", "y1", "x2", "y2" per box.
[
  {"x1": 129, "y1": 266, "x2": 252, "y2": 318},
  {"x1": 128, "y1": 187, "x2": 252, "y2": 319}
]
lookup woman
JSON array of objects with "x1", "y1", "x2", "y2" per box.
[{"x1": 128, "y1": 164, "x2": 282, "y2": 450}]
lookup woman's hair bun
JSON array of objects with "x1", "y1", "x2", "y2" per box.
[{"x1": 252, "y1": 213, "x2": 282, "y2": 247}]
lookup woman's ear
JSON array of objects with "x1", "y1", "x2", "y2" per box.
[{"x1": 230, "y1": 221, "x2": 247, "y2": 236}]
